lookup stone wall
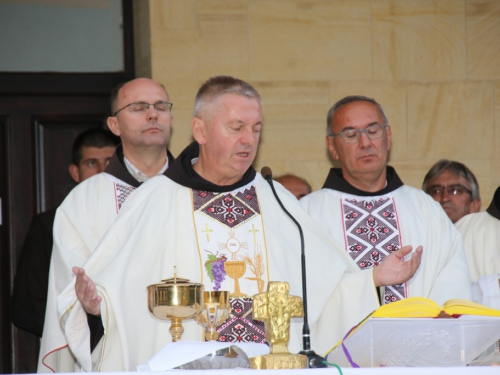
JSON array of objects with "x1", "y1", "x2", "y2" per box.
[{"x1": 138, "y1": 0, "x2": 500, "y2": 207}]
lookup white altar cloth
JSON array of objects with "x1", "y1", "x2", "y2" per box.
[{"x1": 30, "y1": 367, "x2": 499, "y2": 375}]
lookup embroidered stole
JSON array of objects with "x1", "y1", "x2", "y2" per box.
[
  {"x1": 114, "y1": 183, "x2": 136, "y2": 211},
  {"x1": 192, "y1": 184, "x2": 268, "y2": 344},
  {"x1": 341, "y1": 195, "x2": 406, "y2": 304}
]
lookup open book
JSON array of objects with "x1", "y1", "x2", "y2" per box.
[
  {"x1": 371, "y1": 297, "x2": 500, "y2": 319},
  {"x1": 326, "y1": 297, "x2": 500, "y2": 367}
]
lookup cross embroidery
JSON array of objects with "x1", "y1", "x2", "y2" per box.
[
  {"x1": 249, "y1": 224, "x2": 260, "y2": 243},
  {"x1": 202, "y1": 223, "x2": 213, "y2": 242}
]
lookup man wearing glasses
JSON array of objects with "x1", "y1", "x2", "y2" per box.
[
  {"x1": 301, "y1": 95, "x2": 472, "y2": 307},
  {"x1": 422, "y1": 160, "x2": 481, "y2": 223},
  {"x1": 40, "y1": 78, "x2": 174, "y2": 371}
]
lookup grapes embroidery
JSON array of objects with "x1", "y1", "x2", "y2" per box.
[{"x1": 205, "y1": 251, "x2": 228, "y2": 291}]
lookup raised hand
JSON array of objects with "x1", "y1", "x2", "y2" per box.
[
  {"x1": 373, "y1": 245, "x2": 423, "y2": 287},
  {"x1": 72, "y1": 266, "x2": 102, "y2": 316}
]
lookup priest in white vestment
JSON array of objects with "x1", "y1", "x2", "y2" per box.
[
  {"x1": 301, "y1": 95, "x2": 472, "y2": 306},
  {"x1": 456, "y1": 186, "x2": 500, "y2": 309},
  {"x1": 38, "y1": 77, "x2": 422, "y2": 372},
  {"x1": 39, "y1": 78, "x2": 175, "y2": 372}
]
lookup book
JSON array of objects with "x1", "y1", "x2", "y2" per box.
[
  {"x1": 371, "y1": 297, "x2": 500, "y2": 319},
  {"x1": 326, "y1": 297, "x2": 500, "y2": 367}
]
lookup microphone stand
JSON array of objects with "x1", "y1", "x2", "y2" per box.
[{"x1": 261, "y1": 167, "x2": 327, "y2": 368}]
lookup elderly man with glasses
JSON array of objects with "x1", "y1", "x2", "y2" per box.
[
  {"x1": 301, "y1": 95, "x2": 472, "y2": 308},
  {"x1": 39, "y1": 78, "x2": 175, "y2": 371},
  {"x1": 422, "y1": 160, "x2": 481, "y2": 223}
]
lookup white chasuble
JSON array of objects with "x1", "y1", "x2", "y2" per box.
[
  {"x1": 40, "y1": 155, "x2": 383, "y2": 372},
  {"x1": 301, "y1": 168, "x2": 472, "y2": 307},
  {"x1": 192, "y1": 184, "x2": 269, "y2": 343}
]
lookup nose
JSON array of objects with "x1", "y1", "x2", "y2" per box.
[
  {"x1": 440, "y1": 188, "x2": 451, "y2": 202},
  {"x1": 240, "y1": 127, "x2": 255, "y2": 145},
  {"x1": 358, "y1": 130, "x2": 372, "y2": 147},
  {"x1": 146, "y1": 105, "x2": 159, "y2": 120},
  {"x1": 96, "y1": 161, "x2": 108, "y2": 173}
]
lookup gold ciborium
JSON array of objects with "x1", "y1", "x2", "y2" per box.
[
  {"x1": 147, "y1": 275, "x2": 204, "y2": 342},
  {"x1": 196, "y1": 291, "x2": 230, "y2": 341},
  {"x1": 224, "y1": 260, "x2": 247, "y2": 297}
]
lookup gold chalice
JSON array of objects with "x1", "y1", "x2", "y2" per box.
[
  {"x1": 196, "y1": 291, "x2": 230, "y2": 341},
  {"x1": 224, "y1": 260, "x2": 247, "y2": 297},
  {"x1": 147, "y1": 275, "x2": 204, "y2": 342}
]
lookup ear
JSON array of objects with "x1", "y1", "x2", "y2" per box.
[
  {"x1": 69, "y1": 164, "x2": 81, "y2": 183},
  {"x1": 326, "y1": 135, "x2": 339, "y2": 160},
  {"x1": 191, "y1": 117, "x2": 207, "y2": 145},
  {"x1": 385, "y1": 125, "x2": 392, "y2": 152},
  {"x1": 107, "y1": 116, "x2": 121, "y2": 137},
  {"x1": 470, "y1": 199, "x2": 481, "y2": 214}
]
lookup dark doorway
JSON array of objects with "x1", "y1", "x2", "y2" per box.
[{"x1": 0, "y1": 1, "x2": 135, "y2": 372}]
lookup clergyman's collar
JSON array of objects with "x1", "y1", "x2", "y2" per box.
[
  {"x1": 322, "y1": 166, "x2": 403, "y2": 197},
  {"x1": 105, "y1": 144, "x2": 174, "y2": 188},
  {"x1": 486, "y1": 186, "x2": 500, "y2": 221},
  {"x1": 166, "y1": 142, "x2": 256, "y2": 192}
]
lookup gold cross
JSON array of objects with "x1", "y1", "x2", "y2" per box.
[
  {"x1": 253, "y1": 282, "x2": 303, "y2": 354},
  {"x1": 249, "y1": 224, "x2": 259, "y2": 243},
  {"x1": 202, "y1": 223, "x2": 213, "y2": 242}
]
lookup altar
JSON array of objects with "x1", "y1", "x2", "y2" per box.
[{"x1": 40, "y1": 368, "x2": 500, "y2": 375}]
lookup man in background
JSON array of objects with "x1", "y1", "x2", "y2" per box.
[
  {"x1": 422, "y1": 159, "x2": 481, "y2": 223},
  {"x1": 456, "y1": 186, "x2": 500, "y2": 308},
  {"x1": 275, "y1": 173, "x2": 312, "y2": 199},
  {"x1": 39, "y1": 78, "x2": 175, "y2": 371},
  {"x1": 11, "y1": 127, "x2": 118, "y2": 337},
  {"x1": 301, "y1": 95, "x2": 471, "y2": 306}
]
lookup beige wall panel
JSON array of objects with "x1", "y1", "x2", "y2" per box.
[
  {"x1": 197, "y1": 0, "x2": 248, "y2": 14},
  {"x1": 253, "y1": 81, "x2": 330, "y2": 174},
  {"x1": 257, "y1": 118, "x2": 326, "y2": 161},
  {"x1": 328, "y1": 81, "x2": 408, "y2": 160},
  {"x1": 407, "y1": 81, "x2": 494, "y2": 160},
  {"x1": 373, "y1": 0, "x2": 466, "y2": 81},
  {"x1": 151, "y1": 0, "x2": 197, "y2": 30},
  {"x1": 197, "y1": 14, "x2": 249, "y2": 80},
  {"x1": 255, "y1": 81, "x2": 330, "y2": 119},
  {"x1": 150, "y1": 27, "x2": 199, "y2": 109},
  {"x1": 466, "y1": 1, "x2": 500, "y2": 80},
  {"x1": 248, "y1": 0, "x2": 372, "y2": 81}
]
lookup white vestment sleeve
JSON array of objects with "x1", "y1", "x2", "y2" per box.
[
  {"x1": 472, "y1": 274, "x2": 500, "y2": 310},
  {"x1": 38, "y1": 174, "x2": 120, "y2": 372}
]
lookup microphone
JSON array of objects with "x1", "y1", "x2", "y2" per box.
[{"x1": 261, "y1": 166, "x2": 327, "y2": 368}]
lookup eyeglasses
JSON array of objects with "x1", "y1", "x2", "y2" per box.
[
  {"x1": 426, "y1": 184, "x2": 472, "y2": 198},
  {"x1": 328, "y1": 124, "x2": 388, "y2": 144},
  {"x1": 113, "y1": 101, "x2": 173, "y2": 116}
]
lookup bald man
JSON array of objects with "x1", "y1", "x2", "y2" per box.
[
  {"x1": 275, "y1": 174, "x2": 312, "y2": 199},
  {"x1": 39, "y1": 78, "x2": 175, "y2": 372}
]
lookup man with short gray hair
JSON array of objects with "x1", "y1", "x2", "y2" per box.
[
  {"x1": 41, "y1": 79, "x2": 423, "y2": 371},
  {"x1": 301, "y1": 95, "x2": 472, "y2": 307},
  {"x1": 422, "y1": 159, "x2": 481, "y2": 223}
]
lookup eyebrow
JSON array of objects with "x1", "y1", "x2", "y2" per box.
[
  {"x1": 339, "y1": 121, "x2": 379, "y2": 132},
  {"x1": 228, "y1": 120, "x2": 263, "y2": 126}
]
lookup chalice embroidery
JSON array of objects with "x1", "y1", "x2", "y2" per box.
[{"x1": 218, "y1": 231, "x2": 248, "y2": 297}]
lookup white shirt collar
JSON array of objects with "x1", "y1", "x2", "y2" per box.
[{"x1": 123, "y1": 156, "x2": 169, "y2": 183}]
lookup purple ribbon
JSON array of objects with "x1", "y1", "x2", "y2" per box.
[{"x1": 341, "y1": 324, "x2": 360, "y2": 368}]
